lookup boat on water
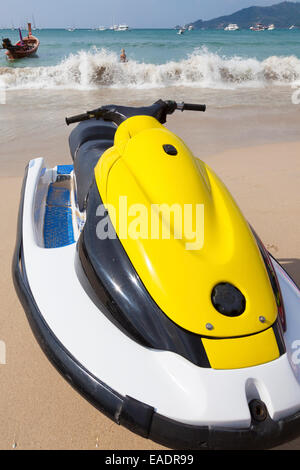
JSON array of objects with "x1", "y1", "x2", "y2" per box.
[
  {"x1": 188, "y1": 25, "x2": 194, "y2": 31},
  {"x1": 98, "y1": 26, "x2": 107, "y2": 31},
  {"x1": 224, "y1": 24, "x2": 239, "y2": 31},
  {"x1": 289, "y1": 25, "x2": 296, "y2": 30},
  {"x1": 267, "y1": 24, "x2": 275, "y2": 30},
  {"x1": 116, "y1": 24, "x2": 129, "y2": 31},
  {"x1": 177, "y1": 26, "x2": 186, "y2": 35},
  {"x1": 250, "y1": 23, "x2": 266, "y2": 31},
  {"x1": 2, "y1": 23, "x2": 39, "y2": 60}
]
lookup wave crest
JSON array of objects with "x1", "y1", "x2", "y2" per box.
[{"x1": 1, "y1": 47, "x2": 300, "y2": 90}]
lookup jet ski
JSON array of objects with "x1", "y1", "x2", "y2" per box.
[{"x1": 13, "y1": 99, "x2": 300, "y2": 450}]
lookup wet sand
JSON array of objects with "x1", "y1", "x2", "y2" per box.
[
  {"x1": 0, "y1": 96, "x2": 300, "y2": 449},
  {"x1": 1, "y1": 86, "x2": 299, "y2": 176}
]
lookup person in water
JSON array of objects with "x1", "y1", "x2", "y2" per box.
[{"x1": 120, "y1": 48, "x2": 127, "y2": 63}]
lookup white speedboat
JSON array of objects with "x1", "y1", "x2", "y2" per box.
[
  {"x1": 268, "y1": 24, "x2": 275, "y2": 30},
  {"x1": 224, "y1": 24, "x2": 239, "y2": 31},
  {"x1": 116, "y1": 24, "x2": 129, "y2": 31}
]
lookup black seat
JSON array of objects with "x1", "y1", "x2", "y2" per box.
[
  {"x1": 69, "y1": 119, "x2": 116, "y2": 211},
  {"x1": 69, "y1": 118, "x2": 116, "y2": 159}
]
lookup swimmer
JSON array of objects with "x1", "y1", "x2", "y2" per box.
[{"x1": 120, "y1": 48, "x2": 127, "y2": 63}]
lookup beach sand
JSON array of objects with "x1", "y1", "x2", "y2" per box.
[{"x1": 0, "y1": 103, "x2": 299, "y2": 449}]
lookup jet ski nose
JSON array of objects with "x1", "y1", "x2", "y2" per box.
[{"x1": 211, "y1": 283, "x2": 246, "y2": 317}]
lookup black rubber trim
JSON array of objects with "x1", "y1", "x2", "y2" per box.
[
  {"x1": 118, "y1": 396, "x2": 155, "y2": 439},
  {"x1": 11, "y1": 166, "x2": 300, "y2": 450},
  {"x1": 272, "y1": 319, "x2": 286, "y2": 356},
  {"x1": 150, "y1": 407, "x2": 300, "y2": 450}
]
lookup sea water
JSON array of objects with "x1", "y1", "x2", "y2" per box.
[
  {"x1": 1, "y1": 27, "x2": 299, "y2": 175},
  {"x1": 0, "y1": 28, "x2": 300, "y2": 90}
]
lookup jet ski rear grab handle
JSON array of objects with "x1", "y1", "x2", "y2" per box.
[{"x1": 65, "y1": 100, "x2": 206, "y2": 126}]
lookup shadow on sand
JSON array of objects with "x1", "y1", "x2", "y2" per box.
[{"x1": 278, "y1": 258, "x2": 300, "y2": 288}]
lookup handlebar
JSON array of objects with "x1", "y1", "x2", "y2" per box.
[
  {"x1": 65, "y1": 113, "x2": 91, "y2": 125},
  {"x1": 176, "y1": 102, "x2": 206, "y2": 112},
  {"x1": 65, "y1": 100, "x2": 206, "y2": 126},
  {"x1": 65, "y1": 108, "x2": 127, "y2": 127}
]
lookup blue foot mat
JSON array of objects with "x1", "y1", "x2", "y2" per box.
[
  {"x1": 44, "y1": 184, "x2": 75, "y2": 248},
  {"x1": 46, "y1": 185, "x2": 71, "y2": 207}
]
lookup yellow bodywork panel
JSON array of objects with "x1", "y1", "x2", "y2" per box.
[
  {"x1": 95, "y1": 116, "x2": 278, "y2": 338},
  {"x1": 202, "y1": 328, "x2": 280, "y2": 369}
]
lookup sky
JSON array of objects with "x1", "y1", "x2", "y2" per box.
[{"x1": 0, "y1": 0, "x2": 297, "y2": 29}]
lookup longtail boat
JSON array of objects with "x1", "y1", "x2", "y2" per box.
[{"x1": 2, "y1": 23, "x2": 39, "y2": 60}]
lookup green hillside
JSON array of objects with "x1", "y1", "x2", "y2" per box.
[{"x1": 190, "y1": 1, "x2": 300, "y2": 29}]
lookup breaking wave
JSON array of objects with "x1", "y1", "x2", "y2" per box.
[{"x1": 1, "y1": 47, "x2": 300, "y2": 90}]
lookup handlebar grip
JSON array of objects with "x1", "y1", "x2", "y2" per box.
[
  {"x1": 65, "y1": 113, "x2": 90, "y2": 126},
  {"x1": 182, "y1": 103, "x2": 206, "y2": 112}
]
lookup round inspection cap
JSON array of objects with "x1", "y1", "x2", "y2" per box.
[
  {"x1": 163, "y1": 144, "x2": 178, "y2": 156},
  {"x1": 211, "y1": 283, "x2": 246, "y2": 317}
]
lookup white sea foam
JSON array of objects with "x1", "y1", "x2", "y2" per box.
[{"x1": 1, "y1": 47, "x2": 300, "y2": 90}]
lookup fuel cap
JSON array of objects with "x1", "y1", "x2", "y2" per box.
[
  {"x1": 163, "y1": 144, "x2": 178, "y2": 156},
  {"x1": 211, "y1": 283, "x2": 246, "y2": 317}
]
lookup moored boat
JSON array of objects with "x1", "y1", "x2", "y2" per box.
[
  {"x1": 2, "y1": 23, "x2": 39, "y2": 60},
  {"x1": 250, "y1": 23, "x2": 267, "y2": 31},
  {"x1": 224, "y1": 24, "x2": 239, "y2": 31},
  {"x1": 116, "y1": 24, "x2": 129, "y2": 31}
]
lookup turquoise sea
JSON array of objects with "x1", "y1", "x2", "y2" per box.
[{"x1": 0, "y1": 28, "x2": 300, "y2": 90}]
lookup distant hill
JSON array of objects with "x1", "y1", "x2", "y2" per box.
[{"x1": 189, "y1": 1, "x2": 300, "y2": 29}]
